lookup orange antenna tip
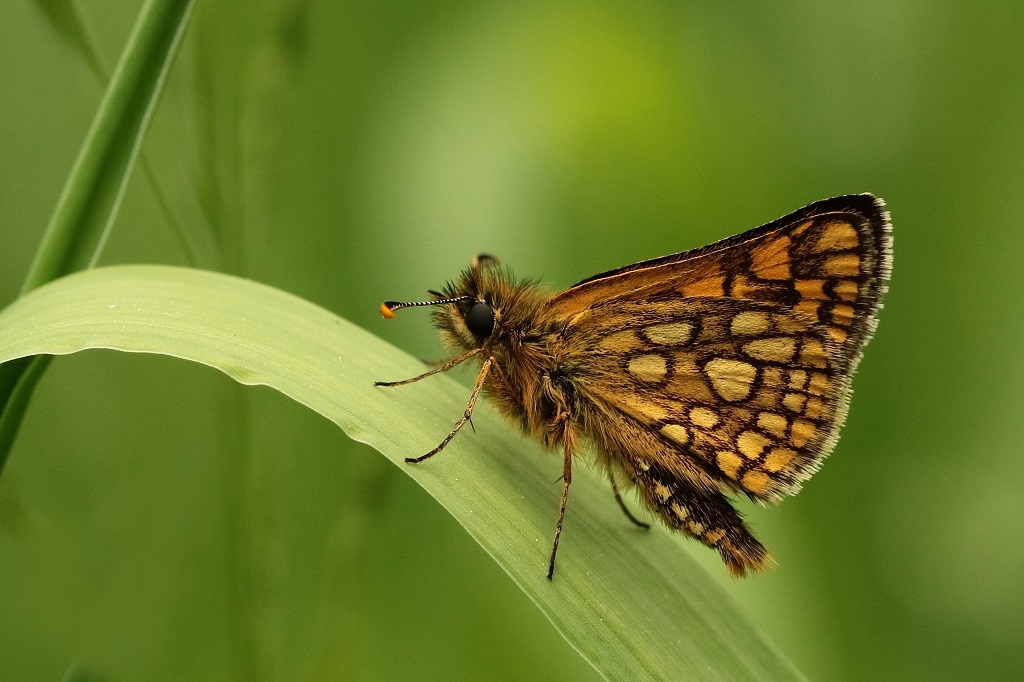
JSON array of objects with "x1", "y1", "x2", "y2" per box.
[{"x1": 380, "y1": 303, "x2": 395, "y2": 319}]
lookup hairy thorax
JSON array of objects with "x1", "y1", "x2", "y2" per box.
[{"x1": 431, "y1": 265, "x2": 574, "y2": 447}]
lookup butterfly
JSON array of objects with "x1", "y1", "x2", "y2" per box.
[{"x1": 377, "y1": 194, "x2": 892, "y2": 578}]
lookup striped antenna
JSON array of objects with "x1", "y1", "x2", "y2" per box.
[{"x1": 380, "y1": 295, "x2": 472, "y2": 319}]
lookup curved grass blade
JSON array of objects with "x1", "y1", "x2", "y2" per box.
[{"x1": 0, "y1": 265, "x2": 803, "y2": 681}]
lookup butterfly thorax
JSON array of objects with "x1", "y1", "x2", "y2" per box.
[{"x1": 432, "y1": 263, "x2": 574, "y2": 446}]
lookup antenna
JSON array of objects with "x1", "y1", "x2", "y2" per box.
[{"x1": 380, "y1": 295, "x2": 472, "y2": 319}]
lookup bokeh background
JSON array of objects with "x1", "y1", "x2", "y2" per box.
[{"x1": 2, "y1": 1, "x2": 1023, "y2": 679}]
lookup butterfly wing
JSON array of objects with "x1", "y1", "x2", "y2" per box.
[
  {"x1": 543, "y1": 194, "x2": 891, "y2": 376},
  {"x1": 543, "y1": 194, "x2": 890, "y2": 492},
  {"x1": 539, "y1": 195, "x2": 890, "y2": 574}
]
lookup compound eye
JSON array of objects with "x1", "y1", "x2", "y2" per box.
[{"x1": 465, "y1": 302, "x2": 495, "y2": 338}]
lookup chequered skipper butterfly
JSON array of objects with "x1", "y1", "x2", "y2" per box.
[{"x1": 377, "y1": 194, "x2": 892, "y2": 578}]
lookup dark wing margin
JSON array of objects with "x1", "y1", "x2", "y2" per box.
[{"x1": 569, "y1": 194, "x2": 889, "y2": 290}]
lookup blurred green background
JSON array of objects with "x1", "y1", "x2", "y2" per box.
[{"x1": 2, "y1": 1, "x2": 1022, "y2": 679}]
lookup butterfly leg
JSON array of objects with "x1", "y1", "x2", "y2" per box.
[
  {"x1": 374, "y1": 347, "x2": 480, "y2": 387},
  {"x1": 609, "y1": 475, "x2": 650, "y2": 529},
  {"x1": 405, "y1": 357, "x2": 493, "y2": 464},
  {"x1": 547, "y1": 437, "x2": 574, "y2": 580}
]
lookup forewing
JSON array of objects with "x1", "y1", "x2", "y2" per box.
[
  {"x1": 546, "y1": 194, "x2": 892, "y2": 502},
  {"x1": 542, "y1": 194, "x2": 891, "y2": 373}
]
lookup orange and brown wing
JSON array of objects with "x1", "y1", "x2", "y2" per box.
[
  {"x1": 545, "y1": 194, "x2": 892, "y2": 502},
  {"x1": 562, "y1": 297, "x2": 847, "y2": 502},
  {"x1": 541, "y1": 194, "x2": 892, "y2": 374}
]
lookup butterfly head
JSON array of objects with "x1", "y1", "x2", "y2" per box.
[{"x1": 380, "y1": 254, "x2": 546, "y2": 353}]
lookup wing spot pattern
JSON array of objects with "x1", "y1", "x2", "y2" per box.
[
  {"x1": 644, "y1": 322, "x2": 694, "y2": 345},
  {"x1": 808, "y1": 372, "x2": 830, "y2": 396},
  {"x1": 660, "y1": 424, "x2": 690, "y2": 447},
  {"x1": 704, "y1": 358, "x2": 757, "y2": 402},
  {"x1": 834, "y1": 279, "x2": 859, "y2": 301},
  {"x1": 628, "y1": 353, "x2": 668, "y2": 383},
  {"x1": 799, "y1": 340, "x2": 829, "y2": 368},
  {"x1": 822, "y1": 253, "x2": 861, "y2": 277},
  {"x1": 813, "y1": 220, "x2": 859, "y2": 252},
  {"x1": 737, "y1": 431, "x2": 771, "y2": 459},
  {"x1": 757, "y1": 412, "x2": 788, "y2": 437},
  {"x1": 730, "y1": 311, "x2": 771, "y2": 336},
  {"x1": 795, "y1": 279, "x2": 827, "y2": 300},
  {"x1": 716, "y1": 451, "x2": 742, "y2": 479},
  {"x1": 804, "y1": 397, "x2": 824, "y2": 419},
  {"x1": 790, "y1": 419, "x2": 816, "y2": 447},
  {"x1": 783, "y1": 392, "x2": 807, "y2": 413},
  {"x1": 741, "y1": 471, "x2": 772, "y2": 494},
  {"x1": 742, "y1": 337, "x2": 797, "y2": 363},
  {"x1": 690, "y1": 407, "x2": 720, "y2": 429},
  {"x1": 764, "y1": 448, "x2": 797, "y2": 472},
  {"x1": 751, "y1": 236, "x2": 792, "y2": 280}
]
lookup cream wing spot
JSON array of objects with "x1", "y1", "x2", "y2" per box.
[
  {"x1": 689, "y1": 407, "x2": 720, "y2": 428},
  {"x1": 783, "y1": 392, "x2": 807, "y2": 413},
  {"x1": 791, "y1": 419, "x2": 816, "y2": 447},
  {"x1": 764, "y1": 448, "x2": 797, "y2": 472},
  {"x1": 808, "y1": 372, "x2": 830, "y2": 396},
  {"x1": 628, "y1": 354, "x2": 668, "y2": 383},
  {"x1": 742, "y1": 337, "x2": 797, "y2": 363},
  {"x1": 644, "y1": 322, "x2": 694, "y2": 345},
  {"x1": 737, "y1": 431, "x2": 771, "y2": 459},
  {"x1": 660, "y1": 424, "x2": 690, "y2": 447},
  {"x1": 805, "y1": 397, "x2": 824, "y2": 419},
  {"x1": 730, "y1": 311, "x2": 771, "y2": 336},
  {"x1": 762, "y1": 367, "x2": 783, "y2": 386},
  {"x1": 670, "y1": 502, "x2": 689, "y2": 521},
  {"x1": 654, "y1": 482, "x2": 672, "y2": 502},
  {"x1": 716, "y1": 451, "x2": 742, "y2": 479},
  {"x1": 757, "y1": 412, "x2": 788, "y2": 437},
  {"x1": 741, "y1": 471, "x2": 772, "y2": 495},
  {"x1": 704, "y1": 358, "x2": 757, "y2": 402}
]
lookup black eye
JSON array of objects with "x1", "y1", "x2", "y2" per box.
[{"x1": 465, "y1": 302, "x2": 495, "y2": 338}]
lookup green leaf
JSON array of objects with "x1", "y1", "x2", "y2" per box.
[{"x1": 0, "y1": 265, "x2": 803, "y2": 681}]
